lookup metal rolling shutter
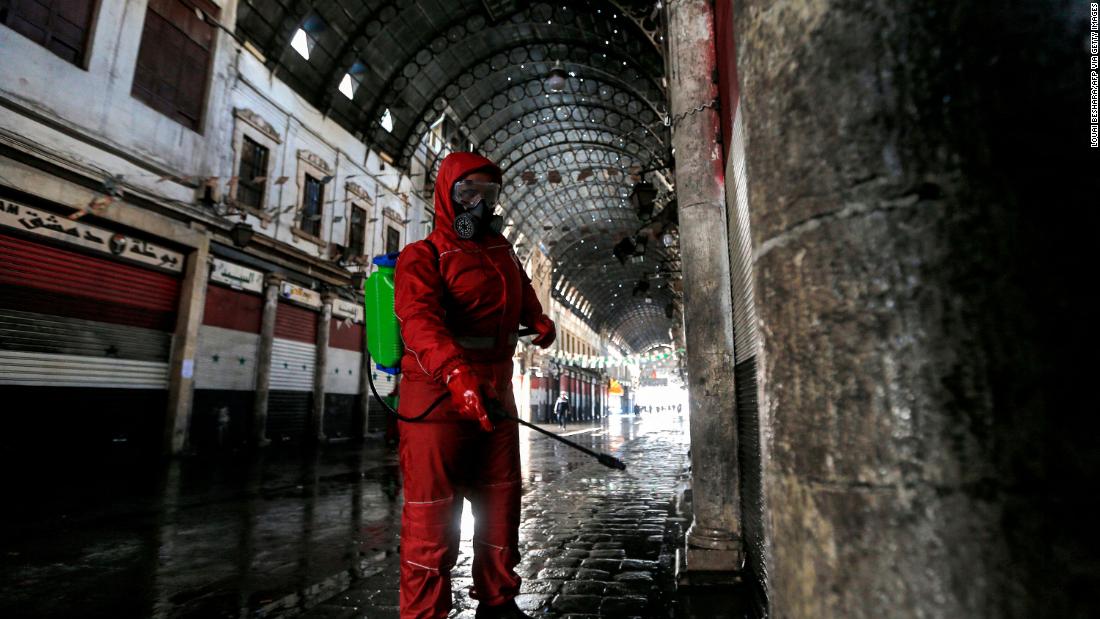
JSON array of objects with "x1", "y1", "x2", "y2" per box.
[
  {"x1": 727, "y1": 105, "x2": 758, "y2": 364},
  {"x1": 0, "y1": 231, "x2": 179, "y2": 387},
  {"x1": 269, "y1": 301, "x2": 316, "y2": 441}
]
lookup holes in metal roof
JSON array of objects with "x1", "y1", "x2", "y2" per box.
[
  {"x1": 339, "y1": 60, "x2": 367, "y2": 100},
  {"x1": 339, "y1": 74, "x2": 356, "y2": 99},
  {"x1": 290, "y1": 12, "x2": 327, "y2": 61},
  {"x1": 291, "y1": 29, "x2": 312, "y2": 60}
]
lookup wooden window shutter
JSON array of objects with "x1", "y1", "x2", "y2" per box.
[
  {"x1": 0, "y1": 0, "x2": 97, "y2": 66},
  {"x1": 131, "y1": 0, "x2": 217, "y2": 131}
]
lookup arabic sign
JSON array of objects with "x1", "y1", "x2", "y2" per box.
[
  {"x1": 0, "y1": 198, "x2": 184, "y2": 273},
  {"x1": 280, "y1": 282, "x2": 322, "y2": 308},
  {"x1": 332, "y1": 299, "x2": 364, "y2": 322},
  {"x1": 210, "y1": 258, "x2": 263, "y2": 293}
]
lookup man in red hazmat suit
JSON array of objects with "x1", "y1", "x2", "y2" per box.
[{"x1": 393, "y1": 152, "x2": 556, "y2": 619}]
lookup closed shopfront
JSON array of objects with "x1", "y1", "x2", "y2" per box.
[
  {"x1": 529, "y1": 375, "x2": 545, "y2": 422},
  {"x1": 325, "y1": 298, "x2": 363, "y2": 440},
  {"x1": 0, "y1": 198, "x2": 183, "y2": 453},
  {"x1": 191, "y1": 258, "x2": 263, "y2": 451},
  {"x1": 269, "y1": 285, "x2": 318, "y2": 443}
]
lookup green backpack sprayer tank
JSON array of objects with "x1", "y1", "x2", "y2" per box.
[{"x1": 363, "y1": 253, "x2": 402, "y2": 370}]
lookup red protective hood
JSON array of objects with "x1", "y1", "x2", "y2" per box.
[{"x1": 433, "y1": 152, "x2": 503, "y2": 241}]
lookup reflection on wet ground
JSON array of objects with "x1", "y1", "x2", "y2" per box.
[{"x1": 0, "y1": 410, "x2": 746, "y2": 618}]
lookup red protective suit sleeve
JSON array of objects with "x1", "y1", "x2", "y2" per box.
[
  {"x1": 518, "y1": 268, "x2": 545, "y2": 328},
  {"x1": 394, "y1": 240, "x2": 466, "y2": 381}
]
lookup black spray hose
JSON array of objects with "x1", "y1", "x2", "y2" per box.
[
  {"x1": 364, "y1": 348, "x2": 445, "y2": 423},
  {"x1": 364, "y1": 327, "x2": 626, "y2": 470}
]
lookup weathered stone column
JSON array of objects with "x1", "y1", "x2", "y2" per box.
[
  {"x1": 252, "y1": 274, "x2": 280, "y2": 447},
  {"x1": 730, "y1": 1, "x2": 1094, "y2": 616},
  {"x1": 164, "y1": 226, "x2": 211, "y2": 455},
  {"x1": 667, "y1": 0, "x2": 743, "y2": 576},
  {"x1": 311, "y1": 295, "x2": 333, "y2": 443}
]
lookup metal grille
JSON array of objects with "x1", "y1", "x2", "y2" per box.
[
  {"x1": 0, "y1": 308, "x2": 171, "y2": 361},
  {"x1": 270, "y1": 338, "x2": 315, "y2": 391},
  {"x1": 0, "y1": 232, "x2": 179, "y2": 391},
  {"x1": 727, "y1": 102, "x2": 758, "y2": 363},
  {"x1": 267, "y1": 391, "x2": 309, "y2": 442},
  {"x1": 274, "y1": 301, "x2": 318, "y2": 343},
  {"x1": 203, "y1": 284, "x2": 262, "y2": 332},
  {"x1": 299, "y1": 174, "x2": 325, "y2": 238},
  {"x1": 323, "y1": 393, "x2": 357, "y2": 440},
  {"x1": 0, "y1": 231, "x2": 181, "y2": 319},
  {"x1": 325, "y1": 347, "x2": 361, "y2": 395},
  {"x1": 236, "y1": 135, "x2": 269, "y2": 210},
  {"x1": 0, "y1": 349, "x2": 168, "y2": 388},
  {"x1": 193, "y1": 326, "x2": 259, "y2": 391}
]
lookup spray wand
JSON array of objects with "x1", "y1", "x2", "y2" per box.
[{"x1": 486, "y1": 399, "x2": 627, "y2": 470}]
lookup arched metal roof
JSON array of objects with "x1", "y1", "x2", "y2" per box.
[{"x1": 236, "y1": 0, "x2": 680, "y2": 352}]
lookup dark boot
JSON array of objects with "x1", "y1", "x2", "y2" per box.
[{"x1": 474, "y1": 599, "x2": 533, "y2": 619}]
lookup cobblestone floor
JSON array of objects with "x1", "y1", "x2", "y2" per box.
[
  {"x1": 307, "y1": 412, "x2": 691, "y2": 618},
  {"x1": 1, "y1": 411, "x2": 745, "y2": 618}
]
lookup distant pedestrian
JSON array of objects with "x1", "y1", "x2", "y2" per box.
[{"x1": 554, "y1": 394, "x2": 570, "y2": 430}]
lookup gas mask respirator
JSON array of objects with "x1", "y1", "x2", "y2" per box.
[{"x1": 452, "y1": 179, "x2": 503, "y2": 240}]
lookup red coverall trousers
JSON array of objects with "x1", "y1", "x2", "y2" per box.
[{"x1": 397, "y1": 360, "x2": 522, "y2": 619}]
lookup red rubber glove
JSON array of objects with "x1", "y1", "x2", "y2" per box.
[
  {"x1": 531, "y1": 314, "x2": 557, "y2": 349},
  {"x1": 445, "y1": 364, "x2": 496, "y2": 432}
]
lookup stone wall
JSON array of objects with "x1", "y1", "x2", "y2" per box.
[{"x1": 730, "y1": 0, "x2": 1096, "y2": 616}]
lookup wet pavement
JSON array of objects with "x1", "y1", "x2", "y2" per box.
[{"x1": 0, "y1": 411, "x2": 747, "y2": 618}]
